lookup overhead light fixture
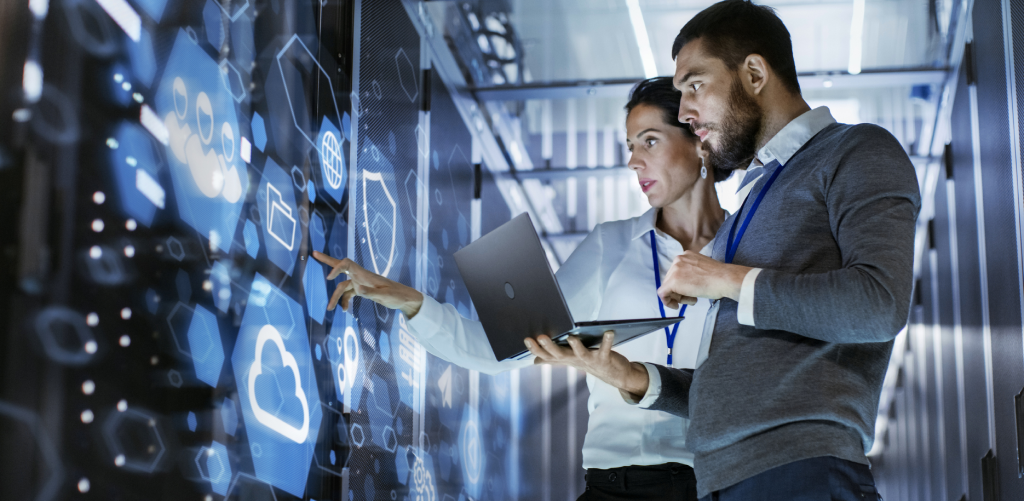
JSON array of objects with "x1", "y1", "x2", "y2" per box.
[
  {"x1": 847, "y1": 0, "x2": 865, "y2": 75},
  {"x1": 625, "y1": 0, "x2": 658, "y2": 78}
]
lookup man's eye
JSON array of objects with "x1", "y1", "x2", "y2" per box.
[{"x1": 692, "y1": 82, "x2": 702, "y2": 92}]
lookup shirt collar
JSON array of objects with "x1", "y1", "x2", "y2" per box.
[
  {"x1": 633, "y1": 207, "x2": 659, "y2": 240},
  {"x1": 753, "y1": 106, "x2": 836, "y2": 167}
]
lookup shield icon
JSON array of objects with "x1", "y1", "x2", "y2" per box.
[{"x1": 362, "y1": 170, "x2": 397, "y2": 277}]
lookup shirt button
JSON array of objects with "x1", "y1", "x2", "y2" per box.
[{"x1": 609, "y1": 472, "x2": 617, "y2": 482}]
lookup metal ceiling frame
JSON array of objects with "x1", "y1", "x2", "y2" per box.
[{"x1": 472, "y1": 67, "x2": 949, "y2": 101}]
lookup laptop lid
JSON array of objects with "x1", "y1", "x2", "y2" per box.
[{"x1": 454, "y1": 213, "x2": 575, "y2": 360}]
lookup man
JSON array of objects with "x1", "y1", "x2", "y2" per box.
[{"x1": 526, "y1": 1, "x2": 921, "y2": 500}]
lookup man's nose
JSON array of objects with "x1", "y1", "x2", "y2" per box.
[{"x1": 678, "y1": 95, "x2": 697, "y2": 125}]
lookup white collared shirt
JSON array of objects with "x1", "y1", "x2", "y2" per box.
[{"x1": 407, "y1": 207, "x2": 715, "y2": 469}]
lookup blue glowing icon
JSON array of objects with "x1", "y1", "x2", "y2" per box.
[
  {"x1": 460, "y1": 404, "x2": 485, "y2": 497},
  {"x1": 316, "y1": 117, "x2": 346, "y2": 203},
  {"x1": 257, "y1": 160, "x2": 299, "y2": 275},
  {"x1": 303, "y1": 261, "x2": 328, "y2": 325},
  {"x1": 251, "y1": 112, "x2": 267, "y2": 152},
  {"x1": 327, "y1": 311, "x2": 363, "y2": 408},
  {"x1": 310, "y1": 212, "x2": 326, "y2": 253},
  {"x1": 196, "y1": 441, "x2": 231, "y2": 495},
  {"x1": 360, "y1": 140, "x2": 405, "y2": 280},
  {"x1": 233, "y1": 274, "x2": 322, "y2": 497},
  {"x1": 243, "y1": 219, "x2": 259, "y2": 258},
  {"x1": 108, "y1": 122, "x2": 164, "y2": 227},
  {"x1": 133, "y1": 0, "x2": 169, "y2": 22},
  {"x1": 155, "y1": 30, "x2": 248, "y2": 253},
  {"x1": 187, "y1": 304, "x2": 224, "y2": 387}
]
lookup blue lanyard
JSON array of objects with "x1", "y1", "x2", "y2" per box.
[
  {"x1": 725, "y1": 160, "x2": 786, "y2": 264},
  {"x1": 649, "y1": 229, "x2": 685, "y2": 365}
]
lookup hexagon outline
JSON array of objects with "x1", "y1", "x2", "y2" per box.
[
  {"x1": 166, "y1": 236, "x2": 185, "y2": 261},
  {"x1": 350, "y1": 422, "x2": 365, "y2": 447},
  {"x1": 166, "y1": 302, "x2": 195, "y2": 358},
  {"x1": 212, "y1": 0, "x2": 249, "y2": 22},
  {"x1": 34, "y1": 307, "x2": 97, "y2": 366},
  {"x1": 274, "y1": 34, "x2": 341, "y2": 149},
  {"x1": 394, "y1": 48, "x2": 418, "y2": 103},
  {"x1": 219, "y1": 60, "x2": 247, "y2": 103},
  {"x1": 102, "y1": 408, "x2": 167, "y2": 473}
]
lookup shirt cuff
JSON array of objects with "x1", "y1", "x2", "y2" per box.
[
  {"x1": 405, "y1": 293, "x2": 443, "y2": 341},
  {"x1": 619, "y1": 362, "x2": 663, "y2": 408},
  {"x1": 737, "y1": 268, "x2": 762, "y2": 326}
]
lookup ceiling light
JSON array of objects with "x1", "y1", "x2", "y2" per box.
[
  {"x1": 848, "y1": 0, "x2": 865, "y2": 75},
  {"x1": 625, "y1": 0, "x2": 658, "y2": 78}
]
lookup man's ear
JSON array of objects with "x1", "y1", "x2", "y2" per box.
[{"x1": 741, "y1": 54, "x2": 770, "y2": 96}]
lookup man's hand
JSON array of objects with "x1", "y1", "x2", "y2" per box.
[
  {"x1": 311, "y1": 251, "x2": 425, "y2": 318},
  {"x1": 525, "y1": 331, "x2": 651, "y2": 400},
  {"x1": 658, "y1": 251, "x2": 752, "y2": 309}
]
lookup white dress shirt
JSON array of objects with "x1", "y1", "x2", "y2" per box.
[
  {"x1": 406, "y1": 207, "x2": 714, "y2": 469},
  {"x1": 645, "y1": 107, "x2": 839, "y2": 399}
]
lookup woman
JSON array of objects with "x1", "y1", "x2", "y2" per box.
[{"x1": 313, "y1": 76, "x2": 728, "y2": 501}]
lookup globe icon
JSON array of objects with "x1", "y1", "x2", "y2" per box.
[{"x1": 320, "y1": 131, "x2": 344, "y2": 190}]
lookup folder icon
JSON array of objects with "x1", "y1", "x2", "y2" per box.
[{"x1": 267, "y1": 183, "x2": 296, "y2": 251}]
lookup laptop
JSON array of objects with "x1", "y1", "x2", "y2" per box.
[{"x1": 454, "y1": 213, "x2": 683, "y2": 361}]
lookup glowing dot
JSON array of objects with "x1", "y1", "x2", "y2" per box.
[
  {"x1": 113, "y1": 73, "x2": 124, "y2": 83},
  {"x1": 89, "y1": 246, "x2": 102, "y2": 259},
  {"x1": 205, "y1": 496, "x2": 213, "y2": 501},
  {"x1": 121, "y1": 82, "x2": 131, "y2": 91},
  {"x1": 80, "y1": 409, "x2": 94, "y2": 423},
  {"x1": 120, "y1": 307, "x2": 132, "y2": 319},
  {"x1": 91, "y1": 219, "x2": 104, "y2": 232},
  {"x1": 119, "y1": 335, "x2": 131, "y2": 347},
  {"x1": 82, "y1": 380, "x2": 95, "y2": 395},
  {"x1": 117, "y1": 400, "x2": 128, "y2": 412},
  {"x1": 218, "y1": 289, "x2": 230, "y2": 300},
  {"x1": 124, "y1": 245, "x2": 135, "y2": 257},
  {"x1": 106, "y1": 138, "x2": 119, "y2": 149},
  {"x1": 125, "y1": 219, "x2": 137, "y2": 231},
  {"x1": 84, "y1": 341, "x2": 98, "y2": 354},
  {"x1": 150, "y1": 356, "x2": 159, "y2": 365},
  {"x1": 202, "y1": 280, "x2": 213, "y2": 292},
  {"x1": 125, "y1": 156, "x2": 137, "y2": 167},
  {"x1": 77, "y1": 478, "x2": 91, "y2": 493},
  {"x1": 114, "y1": 454, "x2": 125, "y2": 467},
  {"x1": 132, "y1": 92, "x2": 143, "y2": 103},
  {"x1": 86, "y1": 313, "x2": 99, "y2": 326},
  {"x1": 93, "y1": 191, "x2": 106, "y2": 204}
]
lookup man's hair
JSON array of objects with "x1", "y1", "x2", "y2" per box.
[
  {"x1": 671, "y1": 0, "x2": 801, "y2": 95},
  {"x1": 625, "y1": 77, "x2": 731, "y2": 182}
]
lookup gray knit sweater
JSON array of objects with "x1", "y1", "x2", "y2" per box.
[{"x1": 645, "y1": 123, "x2": 921, "y2": 497}]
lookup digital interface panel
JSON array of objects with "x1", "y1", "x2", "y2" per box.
[{"x1": 0, "y1": 0, "x2": 589, "y2": 498}]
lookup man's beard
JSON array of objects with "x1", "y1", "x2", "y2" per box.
[{"x1": 699, "y1": 77, "x2": 763, "y2": 172}]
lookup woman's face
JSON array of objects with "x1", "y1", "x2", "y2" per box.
[{"x1": 625, "y1": 104, "x2": 702, "y2": 208}]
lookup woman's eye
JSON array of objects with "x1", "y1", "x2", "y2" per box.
[{"x1": 646, "y1": 139, "x2": 656, "y2": 147}]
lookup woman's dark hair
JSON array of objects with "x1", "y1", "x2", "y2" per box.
[
  {"x1": 625, "y1": 77, "x2": 730, "y2": 182},
  {"x1": 671, "y1": 0, "x2": 800, "y2": 95}
]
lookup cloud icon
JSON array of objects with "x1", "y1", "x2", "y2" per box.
[{"x1": 248, "y1": 325, "x2": 310, "y2": 444}]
